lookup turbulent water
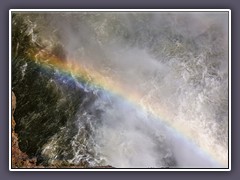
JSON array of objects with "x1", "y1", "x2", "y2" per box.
[{"x1": 12, "y1": 12, "x2": 229, "y2": 168}]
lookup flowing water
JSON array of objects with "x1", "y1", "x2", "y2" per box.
[{"x1": 12, "y1": 12, "x2": 229, "y2": 168}]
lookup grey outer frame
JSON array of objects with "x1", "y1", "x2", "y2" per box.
[{"x1": 0, "y1": 0, "x2": 238, "y2": 179}]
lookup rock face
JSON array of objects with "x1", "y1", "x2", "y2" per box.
[
  {"x1": 11, "y1": 91, "x2": 39, "y2": 168},
  {"x1": 11, "y1": 91, "x2": 113, "y2": 169}
]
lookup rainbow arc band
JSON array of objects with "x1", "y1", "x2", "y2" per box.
[{"x1": 27, "y1": 48, "x2": 228, "y2": 167}]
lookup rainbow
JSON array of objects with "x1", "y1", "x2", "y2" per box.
[{"x1": 26, "y1": 48, "x2": 228, "y2": 167}]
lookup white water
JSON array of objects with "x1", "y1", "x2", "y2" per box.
[
  {"x1": 22, "y1": 12, "x2": 228, "y2": 168},
  {"x1": 92, "y1": 93, "x2": 221, "y2": 168}
]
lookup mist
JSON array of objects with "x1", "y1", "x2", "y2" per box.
[{"x1": 17, "y1": 12, "x2": 228, "y2": 168}]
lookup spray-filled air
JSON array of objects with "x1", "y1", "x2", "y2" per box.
[{"x1": 12, "y1": 12, "x2": 229, "y2": 168}]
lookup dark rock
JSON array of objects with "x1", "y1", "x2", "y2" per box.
[
  {"x1": 11, "y1": 91, "x2": 114, "y2": 169},
  {"x1": 11, "y1": 91, "x2": 42, "y2": 168}
]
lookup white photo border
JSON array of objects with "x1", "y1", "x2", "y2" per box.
[{"x1": 9, "y1": 9, "x2": 231, "y2": 171}]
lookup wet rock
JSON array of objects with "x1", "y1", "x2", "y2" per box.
[
  {"x1": 11, "y1": 91, "x2": 113, "y2": 169},
  {"x1": 11, "y1": 91, "x2": 41, "y2": 168}
]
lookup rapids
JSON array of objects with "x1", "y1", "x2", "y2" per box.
[{"x1": 12, "y1": 11, "x2": 229, "y2": 168}]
